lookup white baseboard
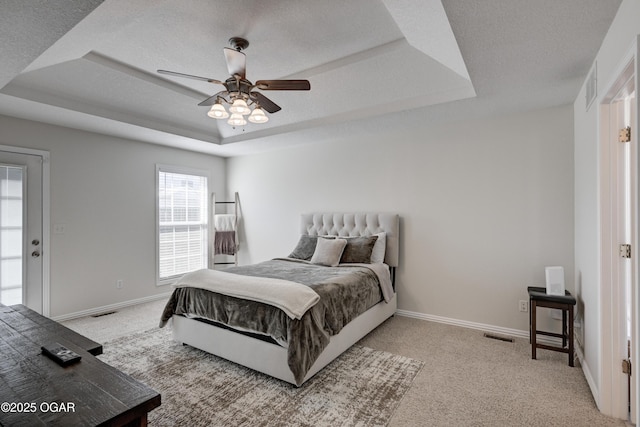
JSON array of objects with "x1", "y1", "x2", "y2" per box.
[
  {"x1": 574, "y1": 343, "x2": 600, "y2": 409},
  {"x1": 395, "y1": 309, "x2": 564, "y2": 346},
  {"x1": 51, "y1": 292, "x2": 172, "y2": 322},
  {"x1": 396, "y1": 309, "x2": 531, "y2": 339}
]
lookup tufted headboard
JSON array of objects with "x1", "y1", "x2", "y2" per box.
[{"x1": 300, "y1": 212, "x2": 399, "y2": 267}]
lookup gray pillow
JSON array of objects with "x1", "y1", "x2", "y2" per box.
[
  {"x1": 340, "y1": 235, "x2": 378, "y2": 264},
  {"x1": 310, "y1": 237, "x2": 347, "y2": 267},
  {"x1": 288, "y1": 235, "x2": 318, "y2": 260}
]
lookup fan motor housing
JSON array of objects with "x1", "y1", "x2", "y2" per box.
[{"x1": 224, "y1": 77, "x2": 253, "y2": 96}]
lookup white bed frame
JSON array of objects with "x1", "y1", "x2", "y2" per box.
[{"x1": 171, "y1": 212, "x2": 400, "y2": 386}]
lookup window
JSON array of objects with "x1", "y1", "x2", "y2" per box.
[
  {"x1": 0, "y1": 166, "x2": 23, "y2": 305},
  {"x1": 157, "y1": 166, "x2": 209, "y2": 284}
]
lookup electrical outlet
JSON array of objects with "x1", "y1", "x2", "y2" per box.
[
  {"x1": 116, "y1": 279, "x2": 123, "y2": 289},
  {"x1": 519, "y1": 300, "x2": 528, "y2": 312}
]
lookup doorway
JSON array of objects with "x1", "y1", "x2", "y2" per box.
[
  {"x1": 0, "y1": 146, "x2": 49, "y2": 315},
  {"x1": 613, "y1": 74, "x2": 636, "y2": 423},
  {"x1": 599, "y1": 53, "x2": 637, "y2": 423}
]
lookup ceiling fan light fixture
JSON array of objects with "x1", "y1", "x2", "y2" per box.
[
  {"x1": 248, "y1": 107, "x2": 269, "y2": 123},
  {"x1": 207, "y1": 103, "x2": 229, "y2": 119},
  {"x1": 228, "y1": 113, "x2": 247, "y2": 126},
  {"x1": 158, "y1": 37, "x2": 310, "y2": 128},
  {"x1": 229, "y1": 98, "x2": 250, "y2": 115}
]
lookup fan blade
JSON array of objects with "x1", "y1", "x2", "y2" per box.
[
  {"x1": 157, "y1": 70, "x2": 223, "y2": 85},
  {"x1": 250, "y1": 92, "x2": 281, "y2": 113},
  {"x1": 255, "y1": 80, "x2": 310, "y2": 90},
  {"x1": 198, "y1": 91, "x2": 229, "y2": 107},
  {"x1": 224, "y1": 47, "x2": 246, "y2": 78}
]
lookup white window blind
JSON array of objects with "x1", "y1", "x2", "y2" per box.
[
  {"x1": 157, "y1": 168, "x2": 208, "y2": 282},
  {"x1": 0, "y1": 166, "x2": 23, "y2": 305}
]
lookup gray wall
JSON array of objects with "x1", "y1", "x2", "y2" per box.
[
  {"x1": 0, "y1": 103, "x2": 575, "y2": 333},
  {"x1": 0, "y1": 115, "x2": 226, "y2": 317},
  {"x1": 228, "y1": 104, "x2": 574, "y2": 333}
]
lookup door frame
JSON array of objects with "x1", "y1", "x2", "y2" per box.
[
  {"x1": 597, "y1": 38, "x2": 639, "y2": 423},
  {"x1": 633, "y1": 36, "x2": 640, "y2": 427},
  {"x1": 0, "y1": 144, "x2": 50, "y2": 316}
]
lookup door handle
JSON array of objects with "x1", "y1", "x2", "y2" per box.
[{"x1": 31, "y1": 251, "x2": 40, "y2": 258}]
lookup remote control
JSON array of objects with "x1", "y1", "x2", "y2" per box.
[{"x1": 41, "y1": 343, "x2": 82, "y2": 366}]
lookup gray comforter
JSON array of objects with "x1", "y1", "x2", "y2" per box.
[{"x1": 160, "y1": 258, "x2": 385, "y2": 385}]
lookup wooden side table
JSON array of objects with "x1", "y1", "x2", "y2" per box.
[{"x1": 528, "y1": 286, "x2": 576, "y2": 367}]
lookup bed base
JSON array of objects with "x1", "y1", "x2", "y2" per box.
[{"x1": 172, "y1": 294, "x2": 397, "y2": 386}]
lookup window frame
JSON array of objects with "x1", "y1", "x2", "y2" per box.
[{"x1": 155, "y1": 164, "x2": 210, "y2": 286}]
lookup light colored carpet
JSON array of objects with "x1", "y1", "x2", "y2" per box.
[
  {"x1": 61, "y1": 299, "x2": 169, "y2": 342},
  {"x1": 97, "y1": 327, "x2": 423, "y2": 426},
  {"x1": 63, "y1": 298, "x2": 627, "y2": 426},
  {"x1": 359, "y1": 316, "x2": 626, "y2": 427}
]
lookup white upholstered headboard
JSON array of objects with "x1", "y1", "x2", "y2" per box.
[{"x1": 300, "y1": 212, "x2": 400, "y2": 267}]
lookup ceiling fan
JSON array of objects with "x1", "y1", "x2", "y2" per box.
[{"x1": 157, "y1": 37, "x2": 310, "y2": 126}]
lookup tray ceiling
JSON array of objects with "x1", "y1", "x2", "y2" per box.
[{"x1": 0, "y1": 0, "x2": 622, "y2": 156}]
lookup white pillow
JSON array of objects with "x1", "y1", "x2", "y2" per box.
[
  {"x1": 310, "y1": 237, "x2": 347, "y2": 267},
  {"x1": 370, "y1": 232, "x2": 386, "y2": 264}
]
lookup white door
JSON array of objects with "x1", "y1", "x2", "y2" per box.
[
  {"x1": 627, "y1": 87, "x2": 637, "y2": 425},
  {"x1": 599, "y1": 52, "x2": 638, "y2": 422},
  {"x1": 0, "y1": 150, "x2": 43, "y2": 313},
  {"x1": 609, "y1": 69, "x2": 636, "y2": 422}
]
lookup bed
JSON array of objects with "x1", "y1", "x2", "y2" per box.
[{"x1": 159, "y1": 212, "x2": 399, "y2": 386}]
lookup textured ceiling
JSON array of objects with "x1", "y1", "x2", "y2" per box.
[{"x1": 0, "y1": 0, "x2": 622, "y2": 156}]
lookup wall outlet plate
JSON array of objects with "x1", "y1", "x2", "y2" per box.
[{"x1": 519, "y1": 300, "x2": 528, "y2": 312}]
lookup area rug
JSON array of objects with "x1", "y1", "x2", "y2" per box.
[{"x1": 98, "y1": 327, "x2": 424, "y2": 427}]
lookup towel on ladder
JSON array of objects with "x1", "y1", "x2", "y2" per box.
[
  {"x1": 214, "y1": 214, "x2": 236, "y2": 231},
  {"x1": 214, "y1": 214, "x2": 236, "y2": 255}
]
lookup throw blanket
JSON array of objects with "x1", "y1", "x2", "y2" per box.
[
  {"x1": 336, "y1": 261, "x2": 393, "y2": 303},
  {"x1": 214, "y1": 214, "x2": 236, "y2": 231},
  {"x1": 214, "y1": 214, "x2": 237, "y2": 255},
  {"x1": 214, "y1": 231, "x2": 236, "y2": 255},
  {"x1": 160, "y1": 259, "x2": 388, "y2": 385},
  {"x1": 171, "y1": 268, "x2": 320, "y2": 320}
]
